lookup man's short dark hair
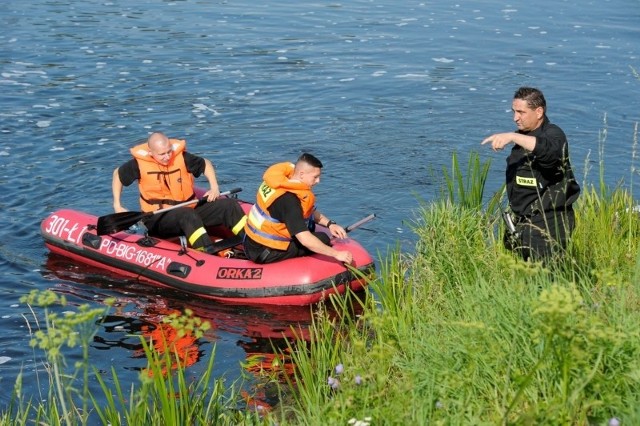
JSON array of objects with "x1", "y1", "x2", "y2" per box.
[
  {"x1": 297, "y1": 153, "x2": 323, "y2": 168},
  {"x1": 514, "y1": 87, "x2": 546, "y2": 113}
]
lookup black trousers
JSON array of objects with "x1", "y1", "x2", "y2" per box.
[
  {"x1": 244, "y1": 232, "x2": 331, "y2": 264},
  {"x1": 143, "y1": 198, "x2": 244, "y2": 243},
  {"x1": 504, "y1": 209, "x2": 575, "y2": 261}
]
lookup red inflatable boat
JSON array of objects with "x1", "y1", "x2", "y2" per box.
[{"x1": 40, "y1": 196, "x2": 375, "y2": 306}]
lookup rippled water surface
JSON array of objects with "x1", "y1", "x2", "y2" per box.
[{"x1": 1, "y1": 0, "x2": 639, "y2": 406}]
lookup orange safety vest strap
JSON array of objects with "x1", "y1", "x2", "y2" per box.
[{"x1": 141, "y1": 193, "x2": 196, "y2": 207}]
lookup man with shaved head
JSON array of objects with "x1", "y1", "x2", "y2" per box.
[{"x1": 111, "y1": 132, "x2": 246, "y2": 253}]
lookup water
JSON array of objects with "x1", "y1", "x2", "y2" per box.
[{"x1": 1, "y1": 0, "x2": 639, "y2": 408}]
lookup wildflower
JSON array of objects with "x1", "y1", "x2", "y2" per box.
[
  {"x1": 335, "y1": 363, "x2": 344, "y2": 375},
  {"x1": 327, "y1": 376, "x2": 340, "y2": 390},
  {"x1": 609, "y1": 418, "x2": 620, "y2": 426},
  {"x1": 435, "y1": 400, "x2": 443, "y2": 409},
  {"x1": 354, "y1": 374, "x2": 362, "y2": 385}
]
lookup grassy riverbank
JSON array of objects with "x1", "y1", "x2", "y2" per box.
[
  {"x1": 4, "y1": 150, "x2": 640, "y2": 425},
  {"x1": 272, "y1": 152, "x2": 640, "y2": 425}
]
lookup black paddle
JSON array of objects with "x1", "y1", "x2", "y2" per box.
[{"x1": 96, "y1": 187, "x2": 242, "y2": 235}]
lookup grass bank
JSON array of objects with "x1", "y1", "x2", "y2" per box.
[{"x1": 274, "y1": 151, "x2": 640, "y2": 425}]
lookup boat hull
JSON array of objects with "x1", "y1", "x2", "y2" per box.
[{"x1": 41, "y1": 207, "x2": 375, "y2": 306}]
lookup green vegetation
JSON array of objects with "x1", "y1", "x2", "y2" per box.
[
  {"x1": 4, "y1": 129, "x2": 640, "y2": 424},
  {"x1": 2, "y1": 291, "x2": 259, "y2": 425},
  {"x1": 273, "y1": 147, "x2": 640, "y2": 425}
]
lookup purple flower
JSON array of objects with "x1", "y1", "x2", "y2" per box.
[
  {"x1": 609, "y1": 418, "x2": 620, "y2": 426},
  {"x1": 327, "y1": 376, "x2": 340, "y2": 390},
  {"x1": 355, "y1": 374, "x2": 362, "y2": 385},
  {"x1": 335, "y1": 363, "x2": 344, "y2": 375}
]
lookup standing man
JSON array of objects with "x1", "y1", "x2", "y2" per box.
[
  {"x1": 243, "y1": 153, "x2": 353, "y2": 265},
  {"x1": 111, "y1": 132, "x2": 246, "y2": 253},
  {"x1": 482, "y1": 87, "x2": 580, "y2": 260}
]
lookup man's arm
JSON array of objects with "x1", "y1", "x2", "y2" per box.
[
  {"x1": 202, "y1": 158, "x2": 221, "y2": 201},
  {"x1": 312, "y1": 210, "x2": 347, "y2": 239},
  {"x1": 531, "y1": 124, "x2": 568, "y2": 168},
  {"x1": 274, "y1": 195, "x2": 352, "y2": 264},
  {"x1": 295, "y1": 230, "x2": 353, "y2": 264},
  {"x1": 112, "y1": 167, "x2": 127, "y2": 213},
  {"x1": 112, "y1": 159, "x2": 139, "y2": 213},
  {"x1": 481, "y1": 132, "x2": 537, "y2": 152},
  {"x1": 185, "y1": 152, "x2": 221, "y2": 201}
]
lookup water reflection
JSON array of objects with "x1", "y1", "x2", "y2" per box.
[
  {"x1": 43, "y1": 252, "x2": 317, "y2": 344},
  {"x1": 41, "y1": 253, "x2": 361, "y2": 409}
]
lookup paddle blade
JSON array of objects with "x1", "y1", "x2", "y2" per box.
[{"x1": 97, "y1": 211, "x2": 146, "y2": 235}]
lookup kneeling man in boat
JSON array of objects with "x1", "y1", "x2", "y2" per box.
[
  {"x1": 111, "y1": 132, "x2": 246, "y2": 254},
  {"x1": 243, "y1": 153, "x2": 353, "y2": 265}
]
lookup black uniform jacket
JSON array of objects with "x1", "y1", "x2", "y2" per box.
[{"x1": 505, "y1": 117, "x2": 580, "y2": 217}]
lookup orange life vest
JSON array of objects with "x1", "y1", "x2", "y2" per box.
[
  {"x1": 131, "y1": 139, "x2": 195, "y2": 212},
  {"x1": 244, "y1": 162, "x2": 316, "y2": 250}
]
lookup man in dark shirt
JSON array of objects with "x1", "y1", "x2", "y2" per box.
[
  {"x1": 482, "y1": 87, "x2": 580, "y2": 260},
  {"x1": 243, "y1": 153, "x2": 353, "y2": 264},
  {"x1": 111, "y1": 132, "x2": 246, "y2": 253}
]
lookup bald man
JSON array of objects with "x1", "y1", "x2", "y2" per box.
[{"x1": 111, "y1": 132, "x2": 246, "y2": 253}]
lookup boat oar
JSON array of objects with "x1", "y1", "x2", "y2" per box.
[
  {"x1": 345, "y1": 213, "x2": 376, "y2": 233},
  {"x1": 96, "y1": 187, "x2": 242, "y2": 235}
]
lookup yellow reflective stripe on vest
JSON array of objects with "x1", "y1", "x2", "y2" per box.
[
  {"x1": 246, "y1": 221, "x2": 290, "y2": 242},
  {"x1": 247, "y1": 203, "x2": 280, "y2": 228}
]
